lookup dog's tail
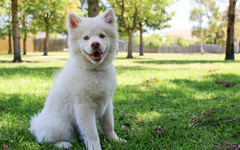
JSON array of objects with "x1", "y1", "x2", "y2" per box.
[{"x1": 29, "y1": 113, "x2": 40, "y2": 135}]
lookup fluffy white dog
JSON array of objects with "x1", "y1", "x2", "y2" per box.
[{"x1": 29, "y1": 8, "x2": 122, "y2": 150}]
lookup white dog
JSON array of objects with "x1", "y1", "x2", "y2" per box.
[{"x1": 29, "y1": 8, "x2": 122, "y2": 150}]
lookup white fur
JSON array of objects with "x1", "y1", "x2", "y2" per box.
[{"x1": 29, "y1": 9, "x2": 122, "y2": 150}]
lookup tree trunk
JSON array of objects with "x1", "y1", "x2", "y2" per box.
[
  {"x1": 225, "y1": 0, "x2": 236, "y2": 60},
  {"x1": 44, "y1": 26, "x2": 49, "y2": 56},
  {"x1": 8, "y1": 32, "x2": 12, "y2": 54},
  {"x1": 12, "y1": 0, "x2": 22, "y2": 62},
  {"x1": 87, "y1": 0, "x2": 99, "y2": 17},
  {"x1": 200, "y1": 30, "x2": 205, "y2": 55},
  {"x1": 139, "y1": 23, "x2": 144, "y2": 56},
  {"x1": 127, "y1": 30, "x2": 133, "y2": 58},
  {"x1": 23, "y1": 32, "x2": 27, "y2": 55}
]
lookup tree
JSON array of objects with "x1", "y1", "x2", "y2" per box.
[
  {"x1": 109, "y1": 0, "x2": 173, "y2": 58},
  {"x1": 191, "y1": 0, "x2": 228, "y2": 46},
  {"x1": 213, "y1": 10, "x2": 227, "y2": 45},
  {"x1": 11, "y1": 0, "x2": 22, "y2": 62},
  {"x1": 137, "y1": 0, "x2": 173, "y2": 56},
  {"x1": 19, "y1": 0, "x2": 37, "y2": 55},
  {"x1": 225, "y1": 0, "x2": 237, "y2": 60},
  {"x1": 30, "y1": 0, "x2": 73, "y2": 56},
  {"x1": 139, "y1": 23, "x2": 144, "y2": 56},
  {"x1": 109, "y1": 0, "x2": 139, "y2": 58},
  {"x1": 204, "y1": 0, "x2": 226, "y2": 45},
  {"x1": 0, "y1": 0, "x2": 12, "y2": 54},
  {"x1": 190, "y1": 0, "x2": 206, "y2": 54},
  {"x1": 20, "y1": 13, "x2": 28, "y2": 55},
  {"x1": 87, "y1": 0, "x2": 99, "y2": 17}
]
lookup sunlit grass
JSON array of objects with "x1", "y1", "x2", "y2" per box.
[{"x1": 0, "y1": 52, "x2": 240, "y2": 149}]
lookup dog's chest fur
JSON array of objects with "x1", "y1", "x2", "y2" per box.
[
  {"x1": 60, "y1": 61, "x2": 116, "y2": 116},
  {"x1": 78, "y1": 67, "x2": 115, "y2": 116},
  {"x1": 81, "y1": 68, "x2": 115, "y2": 101}
]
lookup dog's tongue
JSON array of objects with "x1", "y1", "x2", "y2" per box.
[{"x1": 90, "y1": 51, "x2": 102, "y2": 61}]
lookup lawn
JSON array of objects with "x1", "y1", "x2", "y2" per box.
[{"x1": 0, "y1": 52, "x2": 240, "y2": 149}]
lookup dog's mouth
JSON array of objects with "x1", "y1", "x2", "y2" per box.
[{"x1": 89, "y1": 51, "x2": 105, "y2": 61}]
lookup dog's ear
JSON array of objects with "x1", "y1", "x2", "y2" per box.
[
  {"x1": 101, "y1": 8, "x2": 116, "y2": 26},
  {"x1": 67, "y1": 13, "x2": 81, "y2": 30}
]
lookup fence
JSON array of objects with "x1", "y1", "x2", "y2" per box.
[
  {"x1": 118, "y1": 40, "x2": 226, "y2": 54},
  {"x1": 0, "y1": 37, "x2": 228, "y2": 53},
  {"x1": 0, "y1": 37, "x2": 34, "y2": 52},
  {"x1": 34, "y1": 38, "x2": 68, "y2": 52},
  {"x1": 33, "y1": 39, "x2": 227, "y2": 54}
]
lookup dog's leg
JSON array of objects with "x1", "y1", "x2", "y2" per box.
[
  {"x1": 99, "y1": 101, "x2": 120, "y2": 141},
  {"x1": 74, "y1": 104, "x2": 101, "y2": 150}
]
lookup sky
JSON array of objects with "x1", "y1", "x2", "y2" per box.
[{"x1": 147, "y1": 0, "x2": 240, "y2": 36}]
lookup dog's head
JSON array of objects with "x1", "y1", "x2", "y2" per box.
[{"x1": 67, "y1": 9, "x2": 118, "y2": 66}]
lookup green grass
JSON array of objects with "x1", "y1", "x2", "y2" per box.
[{"x1": 0, "y1": 52, "x2": 240, "y2": 149}]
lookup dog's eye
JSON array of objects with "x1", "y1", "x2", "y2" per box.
[
  {"x1": 83, "y1": 36, "x2": 89, "y2": 40},
  {"x1": 99, "y1": 33, "x2": 105, "y2": 39}
]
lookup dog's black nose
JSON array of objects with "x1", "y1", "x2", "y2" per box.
[{"x1": 91, "y1": 42, "x2": 100, "y2": 49}]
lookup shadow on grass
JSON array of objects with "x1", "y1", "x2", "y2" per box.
[
  {"x1": 0, "y1": 60, "x2": 43, "y2": 63},
  {"x1": 113, "y1": 73, "x2": 240, "y2": 129},
  {"x1": 0, "y1": 59, "x2": 67, "y2": 63},
  {"x1": 113, "y1": 73, "x2": 240, "y2": 148},
  {"x1": 0, "y1": 66, "x2": 62, "y2": 79},
  {"x1": 171, "y1": 73, "x2": 240, "y2": 92},
  {"x1": 0, "y1": 65, "x2": 158, "y2": 79},
  {"x1": 0, "y1": 93, "x2": 45, "y2": 117},
  {"x1": 0, "y1": 93, "x2": 55, "y2": 149},
  {"x1": 1, "y1": 63, "x2": 160, "y2": 79},
  {"x1": 135, "y1": 60, "x2": 240, "y2": 65}
]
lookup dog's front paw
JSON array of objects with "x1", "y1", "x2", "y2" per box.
[
  {"x1": 87, "y1": 142, "x2": 102, "y2": 150},
  {"x1": 54, "y1": 141, "x2": 72, "y2": 149},
  {"x1": 117, "y1": 138, "x2": 127, "y2": 143}
]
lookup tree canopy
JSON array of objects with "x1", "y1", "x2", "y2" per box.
[
  {"x1": 190, "y1": 0, "x2": 207, "y2": 54},
  {"x1": 28, "y1": 0, "x2": 79, "y2": 55},
  {"x1": 0, "y1": 0, "x2": 12, "y2": 39},
  {"x1": 108, "y1": 0, "x2": 173, "y2": 58}
]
